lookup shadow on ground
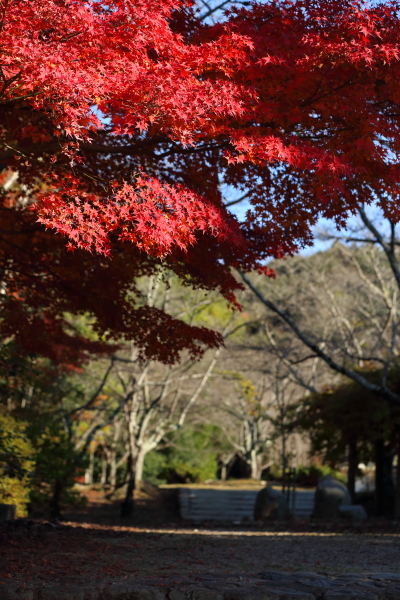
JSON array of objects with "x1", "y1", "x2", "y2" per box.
[{"x1": 3, "y1": 485, "x2": 400, "y2": 587}]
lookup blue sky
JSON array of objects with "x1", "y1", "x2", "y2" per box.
[{"x1": 227, "y1": 196, "x2": 336, "y2": 256}]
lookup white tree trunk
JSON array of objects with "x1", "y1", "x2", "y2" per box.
[
  {"x1": 134, "y1": 447, "x2": 147, "y2": 488},
  {"x1": 101, "y1": 454, "x2": 108, "y2": 485},
  {"x1": 250, "y1": 449, "x2": 261, "y2": 480},
  {"x1": 110, "y1": 449, "x2": 117, "y2": 488},
  {"x1": 85, "y1": 446, "x2": 95, "y2": 484}
]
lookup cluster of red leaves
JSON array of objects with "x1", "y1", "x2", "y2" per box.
[
  {"x1": 0, "y1": 205, "x2": 235, "y2": 364},
  {"x1": 36, "y1": 173, "x2": 243, "y2": 257},
  {"x1": 0, "y1": 0, "x2": 249, "y2": 142},
  {"x1": 1, "y1": 0, "x2": 400, "y2": 362},
  {"x1": 219, "y1": 0, "x2": 400, "y2": 232}
]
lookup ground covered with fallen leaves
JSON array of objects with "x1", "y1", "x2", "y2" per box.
[{"x1": 2, "y1": 485, "x2": 400, "y2": 586}]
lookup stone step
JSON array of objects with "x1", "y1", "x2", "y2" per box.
[{"x1": 179, "y1": 488, "x2": 315, "y2": 521}]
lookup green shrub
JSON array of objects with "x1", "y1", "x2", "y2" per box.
[
  {"x1": 264, "y1": 465, "x2": 283, "y2": 481},
  {"x1": 143, "y1": 451, "x2": 169, "y2": 485},
  {"x1": 144, "y1": 425, "x2": 219, "y2": 484},
  {"x1": 263, "y1": 464, "x2": 346, "y2": 487},
  {"x1": 164, "y1": 454, "x2": 218, "y2": 483},
  {"x1": 296, "y1": 465, "x2": 346, "y2": 487},
  {"x1": 0, "y1": 412, "x2": 35, "y2": 516},
  {"x1": 29, "y1": 419, "x2": 88, "y2": 516}
]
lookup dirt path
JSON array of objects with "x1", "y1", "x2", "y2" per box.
[
  {"x1": 2, "y1": 520, "x2": 400, "y2": 587},
  {"x1": 3, "y1": 485, "x2": 400, "y2": 587}
]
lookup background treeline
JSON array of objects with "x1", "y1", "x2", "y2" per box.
[{"x1": 3, "y1": 209, "x2": 400, "y2": 518}]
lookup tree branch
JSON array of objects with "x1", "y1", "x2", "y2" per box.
[{"x1": 238, "y1": 269, "x2": 400, "y2": 405}]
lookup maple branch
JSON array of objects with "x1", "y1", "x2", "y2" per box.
[
  {"x1": 199, "y1": 0, "x2": 250, "y2": 20},
  {"x1": 81, "y1": 136, "x2": 167, "y2": 156},
  {"x1": 0, "y1": 143, "x2": 51, "y2": 161},
  {"x1": 0, "y1": 233, "x2": 84, "y2": 291},
  {"x1": 238, "y1": 269, "x2": 400, "y2": 405},
  {"x1": 0, "y1": 136, "x2": 166, "y2": 162},
  {"x1": 156, "y1": 141, "x2": 227, "y2": 159},
  {"x1": 0, "y1": 0, "x2": 9, "y2": 34},
  {"x1": 199, "y1": 0, "x2": 234, "y2": 19},
  {"x1": 58, "y1": 31, "x2": 84, "y2": 43},
  {"x1": 0, "y1": 137, "x2": 226, "y2": 163},
  {"x1": 224, "y1": 191, "x2": 250, "y2": 207},
  {"x1": 300, "y1": 77, "x2": 357, "y2": 108},
  {"x1": 83, "y1": 137, "x2": 226, "y2": 160},
  {"x1": 0, "y1": 90, "x2": 42, "y2": 105}
]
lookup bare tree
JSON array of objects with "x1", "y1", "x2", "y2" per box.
[
  {"x1": 85, "y1": 272, "x2": 239, "y2": 516},
  {"x1": 217, "y1": 371, "x2": 273, "y2": 479},
  {"x1": 111, "y1": 348, "x2": 222, "y2": 516},
  {"x1": 238, "y1": 209, "x2": 400, "y2": 515},
  {"x1": 214, "y1": 356, "x2": 304, "y2": 480}
]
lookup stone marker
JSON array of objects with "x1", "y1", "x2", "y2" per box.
[
  {"x1": 313, "y1": 476, "x2": 351, "y2": 519},
  {"x1": 254, "y1": 486, "x2": 289, "y2": 521}
]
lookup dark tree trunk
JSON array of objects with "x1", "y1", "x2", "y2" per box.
[
  {"x1": 347, "y1": 434, "x2": 358, "y2": 503},
  {"x1": 383, "y1": 444, "x2": 395, "y2": 518},
  {"x1": 375, "y1": 438, "x2": 385, "y2": 517},
  {"x1": 120, "y1": 455, "x2": 135, "y2": 518},
  {"x1": 395, "y1": 426, "x2": 400, "y2": 520},
  {"x1": 50, "y1": 479, "x2": 63, "y2": 520}
]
